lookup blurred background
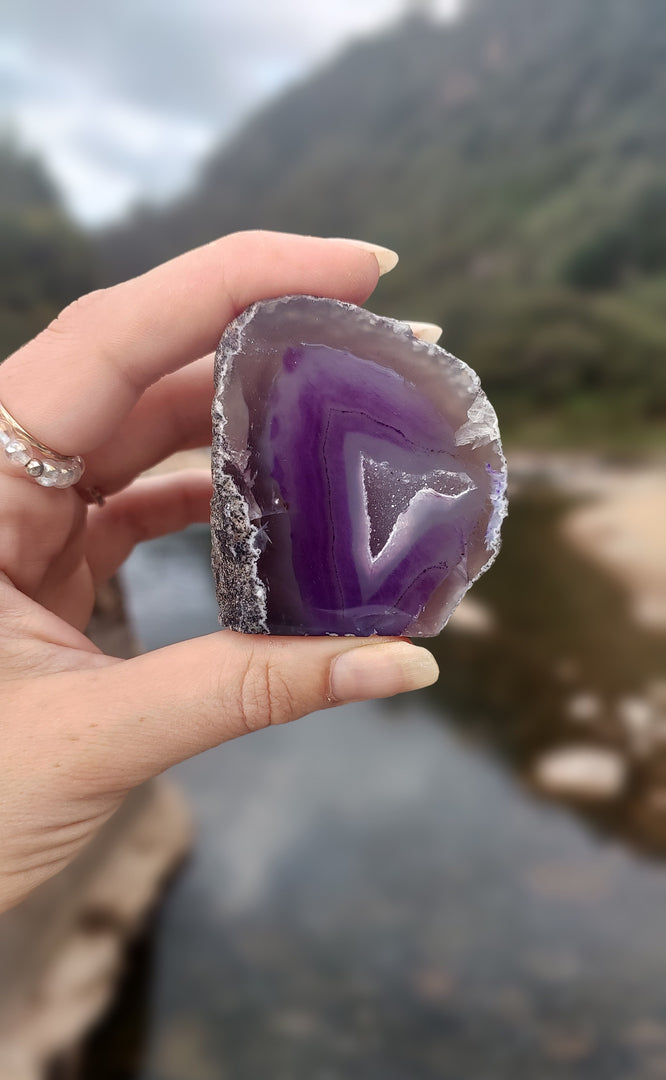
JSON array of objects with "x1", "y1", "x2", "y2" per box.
[{"x1": 1, "y1": 0, "x2": 666, "y2": 1077}]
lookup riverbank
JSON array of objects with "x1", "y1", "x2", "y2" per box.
[
  {"x1": 509, "y1": 452, "x2": 666, "y2": 631},
  {"x1": 562, "y1": 466, "x2": 666, "y2": 630},
  {"x1": 91, "y1": 516, "x2": 666, "y2": 1080}
]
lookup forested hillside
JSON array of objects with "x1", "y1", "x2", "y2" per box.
[
  {"x1": 0, "y1": 139, "x2": 92, "y2": 358},
  {"x1": 3, "y1": 0, "x2": 664, "y2": 447},
  {"x1": 96, "y1": 0, "x2": 666, "y2": 447}
]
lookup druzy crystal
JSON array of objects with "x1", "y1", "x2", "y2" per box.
[{"x1": 211, "y1": 296, "x2": 507, "y2": 637}]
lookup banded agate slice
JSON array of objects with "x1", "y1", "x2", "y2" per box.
[{"x1": 211, "y1": 296, "x2": 507, "y2": 636}]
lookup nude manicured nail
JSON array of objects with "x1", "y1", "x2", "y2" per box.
[
  {"x1": 329, "y1": 238, "x2": 399, "y2": 276},
  {"x1": 407, "y1": 321, "x2": 443, "y2": 344},
  {"x1": 330, "y1": 641, "x2": 439, "y2": 703}
]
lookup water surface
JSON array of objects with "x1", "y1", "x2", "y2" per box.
[{"x1": 84, "y1": 488, "x2": 666, "y2": 1079}]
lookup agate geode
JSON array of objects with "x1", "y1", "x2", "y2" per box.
[{"x1": 211, "y1": 296, "x2": 507, "y2": 637}]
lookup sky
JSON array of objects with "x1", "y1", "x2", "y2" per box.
[{"x1": 0, "y1": 0, "x2": 460, "y2": 226}]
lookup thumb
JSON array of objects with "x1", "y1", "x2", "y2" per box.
[{"x1": 64, "y1": 632, "x2": 439, "y2": 790}]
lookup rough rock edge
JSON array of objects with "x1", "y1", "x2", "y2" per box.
[
  {"x1": 212, "y1": 311, "x2": 268, "y2": 634},
  {"x1": 210, "y1": 476, "x2": 268, "y2": 634},
  {"x1": 212, "y1": 296, "x2": 508, "y2": 637}
]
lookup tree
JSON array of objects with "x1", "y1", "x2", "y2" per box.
[{"x1": 0, "y1": 137, "x2": 92, "y2": 359}]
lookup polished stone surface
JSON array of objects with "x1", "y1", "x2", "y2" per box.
[{"x1": 211, "y1": 297, "x2": 507, "y2": 636}]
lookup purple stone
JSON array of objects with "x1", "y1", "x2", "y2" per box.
[{"x1": 211, "y1": 296, "x2": 507, "y2": 636}]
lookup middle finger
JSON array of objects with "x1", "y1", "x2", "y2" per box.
[{"x1": 83, "y1": 355, "x2": 213, "y2": 494}]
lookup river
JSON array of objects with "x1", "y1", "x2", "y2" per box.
[{"x1": 82, "y1": 483, "x2": 666, "y2": 1079}]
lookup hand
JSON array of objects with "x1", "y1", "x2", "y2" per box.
[{"x1": 0, "y1": 231, "x2": 439, "y2": 914}]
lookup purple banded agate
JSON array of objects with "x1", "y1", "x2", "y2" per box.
[{"x1": 211, "y1": 296, "x2": 507, "y2": 637}]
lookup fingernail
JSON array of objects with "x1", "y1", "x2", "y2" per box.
[
  {"x1": 407, "y1": 321, "x2": 443, "y2": 344},
  {"x1": 328, "y1": 238, "x2": 399, "y2": 276},
  {"x1": 330, "y1": 641, "x2": 439, "y2": 703}
]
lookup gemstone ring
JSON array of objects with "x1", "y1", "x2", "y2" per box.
[{"x1": 0, "y1": 399, "x2": 86, "y2": 490}]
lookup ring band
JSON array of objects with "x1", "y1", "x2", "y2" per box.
[{"x1": 0, "y1": 401, "x2": 85, "y2": 489}]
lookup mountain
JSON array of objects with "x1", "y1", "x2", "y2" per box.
[
  {"x1": 0, "y1": 138, "x2": 93, "y2": 359},
  {"x1": 97, "y1": 0, "x2": 666, "y2": 448}
]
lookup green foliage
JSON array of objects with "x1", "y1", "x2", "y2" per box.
[
  {"x1": 458, "y1": 287, "x2": 666, "y2": 444},
  {"x1": 0, "y1": 0, "x2": 655, "y2": 449},
  {"x1": 563, "y1": 183, "x2": 666, "y2": 290},
  {"x1": 93, "y1": 0, "x2": 666, "y2": 449},
  {"x1": 0, "y1": 137, "x2": 93, "y2": 359}
]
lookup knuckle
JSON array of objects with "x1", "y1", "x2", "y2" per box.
[
  {"x1": 44, "y1": 289, "x2": 108, "y2": 338},
  {"x1": 236, "y1": 652, "x2": 297, "y2": 735},
  {"x1": 110, "y1": 500, "x2": 151, "y2": 545},
  {"x1": 227, "y1": 228, "x2": 265, "y2": 246},
  {"x1": 42, "y1": 288, "x2": 143, "y2": 397}
]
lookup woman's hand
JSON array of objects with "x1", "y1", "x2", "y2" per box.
[{"x1": 0, "y1": 231, "x2": 439, "y2": 914}]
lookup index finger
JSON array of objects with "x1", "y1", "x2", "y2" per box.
[{"x1": 0, "y1": 232, "x2": 390, "y2": 456}]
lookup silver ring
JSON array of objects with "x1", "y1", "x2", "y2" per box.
[{"x1": 0, "y1": 400, "x2": 85, "y2": 489}]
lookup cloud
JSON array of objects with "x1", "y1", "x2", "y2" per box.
[
  {"x1": 0, "y1": 0, "x2": 460, "y2": 224},
  {"x1": 0, "y1": 34, "x2": 214, "y2": 222}
]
